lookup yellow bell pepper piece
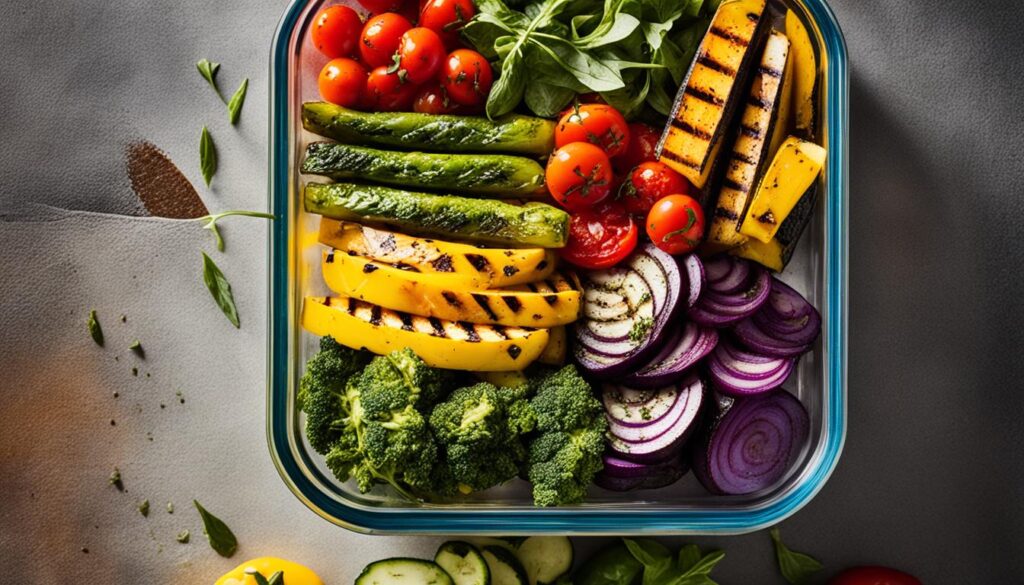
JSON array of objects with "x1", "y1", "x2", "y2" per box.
[
  {"x1": 214, "y1": 557, "x2": 323, "y2": 585},
  {"x1": 320, "y1": 251, "x2": 581, "y2": 328},
  {"x1": 319, "y1": 219, "x2": 557, "y2": 288},
  {"x1": 302, "y1": 296, "x2": 549, "y2": 371},
  {"x1": 740, "y1": 136, "x2": 826, "y2": 243}
]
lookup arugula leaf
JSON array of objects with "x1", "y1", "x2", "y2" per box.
[
  {"x1": 227, "y1": 78, "x2": 249, "y2": 125},
  {"x1": 196, "y1": 58, "x2": 222, "y2": 100},
  {"x1": 199, "y1": 126, "x2": 217, "y2": 186},
  {"x1": 770, "y1": 528, "x2": 823, "y2": 585},
  {"x1": 87, "y1": 309, "x2": 104, "y2": 346},
  {"x1": 201, "y1": 253, "x2": 240, "y2": 328},
  {"x1": 193, "y1": 500, "x2": 238, "y2": 558}
]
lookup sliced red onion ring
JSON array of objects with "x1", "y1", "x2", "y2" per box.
[
  {"x1": 707, "y1": 339, "x2": 795, "y2": 396},
  {"x1": 679, "y1": 253, "x2": 705, "y2": 308},
  {"x1": 689, "y1": 266, "x2": 771, "y2": 327},
  {"x1": 691, "y1": 390, "x2": 809, "y2": 495},
  {"x1": 733, "y1": 318, "x2": 811, "y2": 358},
  {"x1": 603, "y1": 384, "x2": 679, "y2": 427},
  {"x1": 607, "y1": 375, "x2": 705, "y2": 463},
  {"x1": 595, "y1": 454, "x2": 687, "y2": 491},
  {"x1": 621, "y1": 321, "x2": 719, "y2": 388}
]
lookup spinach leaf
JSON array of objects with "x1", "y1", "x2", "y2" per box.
[
  {"x1": 199, "y1": 126, "x2": 217, "y2": 186},
  {"x1": 193, "y1": 500, "x2": 238, "y2": 558},
  {"x1": 770, "y1": 528, "x2": 823, "y2": 585},
  {"x1": 676, "y1": 544, "x2": 702, "y2": 573},
  {"x1": 486, "y1": 45, "x2": 528, "y2": 118},
  {"x1": 576, "y1": 543, "x2": 644, "y2": 585},
  {"x1": 227, "y1": 78, "x2": 249, "y2": 125},
  {"x1": 524, "y1": 81, "x2": 575, "y2": 118},
  {"x1": 201, "y1": 252, "x2": 240, "y2": 328}
]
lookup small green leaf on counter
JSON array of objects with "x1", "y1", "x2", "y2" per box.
[
  {"x1": 167, "y1": 501, "x2": 174, "y2": 514},
  {"x1": 228, "y1": 78, "x2": 249, "y2": 125},
  {"x1": 138, "y1": 499, "x2": 150, "y2": 517},
  {"x1": 676, "y1": 544, "x2": 701, "y2": 573},
  {"x1": 199, "y1": 126, "x2": 217, "y2": 186},
  {"x1": 128, "y1": 340, "x2": 144, "y2": 357},
  {"x1": 176, "y1": 529, "x2": 190, "y2": 544},
  {"x1": 88, "y1": 310, "x2": 104, "y2": 346},
  {"x1": 193, "y1": 500, "x2": 238, "y2": 558},
  {"x1": 770, "y1": 528, "x2": 822, "y2": 585},
  {"x1": 201, "y1": 252, "x2": 240, "y2": 328},
  {"x1": 109, "y1": 467, "x2": 123, "y2": 491},
  {"x1": 196, "y1": 59, "x2": 223, "y2": 100},
  {"x1": 197, "y1": 209, "x2": 276, "y2": 252}
]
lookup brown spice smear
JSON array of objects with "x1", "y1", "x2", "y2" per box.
[{"x1": 125, "y1": 141, "x2": 208, "y2": 219}]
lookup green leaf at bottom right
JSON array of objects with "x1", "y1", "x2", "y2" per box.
[{"x1": 770, "y1": 528, "x2": 823, "y2": 585}]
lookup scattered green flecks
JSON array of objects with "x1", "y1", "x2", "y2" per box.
[
  {"x1": 176, "y1": 530, "x2": 191, "y2": 544},
  {"x1": 227, "y1": 78, "x2": 249, "y2": 125},
  {"x1": 194, "y1": 500, "x2": 238, "y2": 558},
  {"x1": 128, "y1": 340, "x2": 144, "y2": 357},
  {"x1": 120, "y1": 314, "x2": 127, "y2": 323},
  {"x1": 138, "y1": 499, "x2": 150, "y2": 517},
  {"x1": 109, "y1": 468, "x2": 123, "y2": 491},
  {"x1": 87, "y1": 310, "x2": 104, "y2": 346},
  {"x1": 176, "y1": 391, "x2": 185, "y2": 404},
  {"x1": 131, "y1": 367, "x2": 139, "y2": 377},
  {"x1": 167, "y1": 502, "x2": 174, "y2": 514}
]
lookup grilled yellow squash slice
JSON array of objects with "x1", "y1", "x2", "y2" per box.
[
  {"x1": 786, "y1": 9, "x2": 819, "y2": 138},
  {"x1": 657, "y1": 0, "x2": 771, "y2": 192},
  {"x1": 318, "y1": 219, "x2": 556, "y2": 288},
  {"x1": 739, "y1": 136, "x2": 827, "y2": 243},
  {"x1": 320, "y1": 251, "x2": 581, "y2": 328},
  {"x1": 729, "y1": 237, "x2": 786, "y2": 272},
  {"x1": 537, "y1": 325, "x2": 567, "y2": 365},
  {"x1": 302, "y1": 296, "x2": 549, "y2": 371},
  {"x1": 705, "y1": 30, "x2": 793, "y2": 252}
]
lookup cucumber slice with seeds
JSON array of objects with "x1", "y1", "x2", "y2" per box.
[
  {"x1": 481, "y1": 546, "x2": 528, "y2": 585},
  {"x1": 435, "y1": 541, "x2": 490, "y2": 585},
  {"x1": 355, "y1": 558, "x2": 454, "y2": 585},
  {"x1": 515, "y1": 536, "x2": 573, "y2": 585}
]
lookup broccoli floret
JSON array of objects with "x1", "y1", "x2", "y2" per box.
[
  {"x1": 323, "y1": 349, "x2": 452, "y2": 500},
  {"x1": 430, "y1": 382, "x2": 536, "y2": 492},
  {"x1": 525, "y1": 365, "x2": 607, "y2": 507},
  {"x1": 298, "y1": 336, "x2": 370, "y2": 454}
]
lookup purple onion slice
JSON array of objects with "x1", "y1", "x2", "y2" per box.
[
  {"x1": 595, "y1": 455, "x2": 687, "y2": 491},
  {"x1": 691, "y1": 390, "x2": 809, "y2": 496},
  {"x1": 621, "y1": 321, "x2": 719, "y2": 388},
  {"x1": 707, "y1": 339, "x2": 795, "y2": 396},
  {"x1": 603, "y1": 384, "x2": 679, "y2": 428},
  {"x1": 607, "y1": 374, "x2": 705, "y2": 463},
  {"x1": 733, "y1": 318, "x2": 811, "y2": 358},
  {"x1": 688, "y1": 267, "x2": 771, "y2": 327}
]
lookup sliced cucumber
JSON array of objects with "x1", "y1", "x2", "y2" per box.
[
  {"x1": 435, "y1": 541, "x2": 490, "y2": 585},
  {"x1": 515, "y1": 536, "x2": 573, "y2": 585},
  {"x1": 356, "y1": 558, "x2": 455, "y2": 585},
  {"x1": 481, "y1": 546, "x2": 529, "y2": 585}
]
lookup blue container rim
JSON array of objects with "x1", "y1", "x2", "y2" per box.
[{"x1": 267, "y1": 0, "x2": 848, "y2": 535}]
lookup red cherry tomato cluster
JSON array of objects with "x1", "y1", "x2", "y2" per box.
[
  {"x1": 546, "y1": 105, "x2": 703, "y2": 268},
  {"x1": 310, "y1": 1, "x2": 492, "y2": 115}
]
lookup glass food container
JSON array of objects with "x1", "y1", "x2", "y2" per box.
[{"x1": 268, "y1": 0, "x2": 848, "y2": 534}]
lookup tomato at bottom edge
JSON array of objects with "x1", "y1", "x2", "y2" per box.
[
  {"x1": 828, "y1": 566, "x2": 922, "y2": 585},
  {"x1": 560, "y1": 203, "x2": 638, "y2": 270}
]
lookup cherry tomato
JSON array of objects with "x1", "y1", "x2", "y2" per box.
[
  {"x1": 318, "y1": 58, "x2": 367, "y2": 107},
  {"x1": 555, "y1": 103, "x2": 631, "y2": 158},
  {"x1": 359, "y1": 13, "x2": 412, "y2": 69},
  {"x1": 646, "y1": 194, "x2": 705, "y2": 255},
  {"x1": 619, "y1": 161, "x2": 692, "y2": 216},
  {"x1": 310, "y1": 5, "x2": 363, "y2": 59},
  {"x1": 413, "y1": 83, "x2": 460, "y2": 114},
  {"x1": 616, "y1": 122, "x2": 661, "y2": 171},
  {"x1": 396, "y1": 27, "x2": 446, "y2": 84},
  {"x1": 560, "y1": 203, "x2": 638, "y2": 269},
  {"x1": 364, "y1": 66, "x2": 417, "y2": 111},
  {"x1": 357, "y1": 0, "x2": 407, "y2": 13},
  {"x1": 419, "y1": 0, "x2": 475, "y2": 45},
  {"x1": 546, "y1": 142, "x2": 614, "y2": 211},
  {"x1": 441, "y1": 49, "x2": 493, "y2": 106},
  {"x1": 829, "y1": 567, "x2": 922, "y2": 585}
]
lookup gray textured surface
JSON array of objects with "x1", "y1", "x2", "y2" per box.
[{"x1": 1, "y1": 0, "x2": 1022, "y2": 583}]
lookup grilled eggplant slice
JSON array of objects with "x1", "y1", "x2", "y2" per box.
[
  {"x1": 320, "y1": 250, "x2": 581, "y2": 328},
  {"x1": 786, "y1": 9, "x2": 819, "y2": 138},
  {"x1": 302, "y1": 296, "x2": 549, "y2": 371},
  {"x1": 705, "y1": 30, "x2": 793, "y2": 252},
  {"x1": 739, "y1": 136, "x2": 826, "y2": 243},
  {"x1": 318, "y1": 219, "x2": 557, "y2": 288},
  {"x1": 656, "y1": 0, "x2": 772, "y2": 196}
]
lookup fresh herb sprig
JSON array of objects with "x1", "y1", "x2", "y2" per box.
[
  {"x1": 193, "y1": 500, "x2": 238, "y2": 558},
  {"x1": 770, "y1": 528, "x2": 823, "y2": 585},
  {"x1": 622, "y1": 538, "x2": 725, "y2": 585},
  {"x1": 201, "y1": 253, "x2": 240, "y2": 328},
  {"x1": 227, "y1": 79, "x2": 249, "y2": 125},
  {"x1": 196, "y1": 59, "x2": 222, "y2": 99},
  {"x1": 196, "y1": 210, "x2": 276, "y2": 252},
  {"x1": 87, "y1": 310, "x2": 104, "y2": 346},
  {"x1": 199, "y1": 126, "x2": 217, "y2": 186}
]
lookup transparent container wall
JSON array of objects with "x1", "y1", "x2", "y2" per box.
[{"x1": 268, "y1": 0, "x2": 848, "y2": 534}]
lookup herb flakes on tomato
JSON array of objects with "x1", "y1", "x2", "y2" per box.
[
  {"x1": 619, "y1": 161, "x2": 691, "y2": 216},
  {"x1": 646, "y1": 194, "x2": 705, "y2": 255},
  {"x1": 359, "y1": 12, "x2": 413, "y2": 69},
  {"x1": 547, "y1": 142, "x2": 613, "y2": 211},
  {"x1": 556, "y1": 103, "x2": 631, "y2": 158},
  {"x1": 560, "y1": 203, "x2": 638, "y2": 269}
]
